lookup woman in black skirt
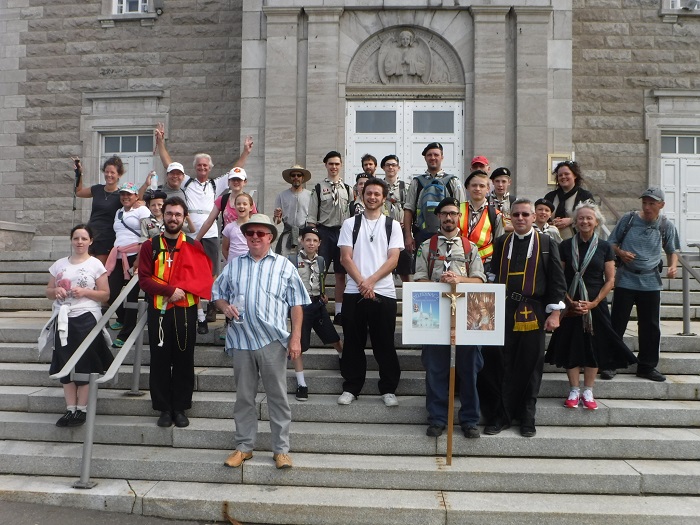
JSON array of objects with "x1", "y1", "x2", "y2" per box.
[
  {"x1": 46, "y1": 225, "x2": 113, "y2": 427},
  {"x1": 545, "y1": 201, "x2": 636, "y2": 410}
]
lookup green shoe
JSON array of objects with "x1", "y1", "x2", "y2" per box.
[
  {"x1": 109, "y1": 321, "x2": 124, "y2": 330},
  {"x1": 112, "y1": 338, "x2": 125, "y2": 348}
]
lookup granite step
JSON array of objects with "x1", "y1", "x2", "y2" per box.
[{"x1": 0, "y1": 474, "x2": 698, "y2": 525}]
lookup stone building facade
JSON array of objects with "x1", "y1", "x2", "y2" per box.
[{"x1": 1, "y1": 0, "x2": 700, "y2": 247}]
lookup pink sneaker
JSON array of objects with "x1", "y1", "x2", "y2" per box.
[
  {"x1": 582, "y1": 389, "x2": 598, "y2": 410},
  {"x1": 564, "y1": 390, "x2": 580, "y2": 409}
]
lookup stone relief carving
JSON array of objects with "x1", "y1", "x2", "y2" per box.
[{"x1": 347, "y1": 27, "x2": 464, "y2": 88}]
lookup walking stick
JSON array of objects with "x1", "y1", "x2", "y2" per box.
[{"x1": 442, "y1": 284, "x2": 464, "y2": 466}]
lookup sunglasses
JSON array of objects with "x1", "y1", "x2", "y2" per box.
[
  {"x1": 244, "y1": 230, "x2": 270, "y2": 238},
  {"x1": 290, "y1": 173, "x2": 304, "y2": 178},
  {"x1": 511, "y1": 212, "x2": 531, "y2": 218}
]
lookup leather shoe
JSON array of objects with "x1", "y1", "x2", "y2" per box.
[
  {"x1": 483, "y1": 422, "x2": 510, "y2": 435},
  {"x1": 636, "y1": 369, "x2": 666, "y2": 382},
  {"x1": 197, "y1": 321, "x2": 209, "y2": 335},
  {"x1": 224, "y1": 449, "x2": 253, "y2": 468},
  {"x1": 461, "y1": 425, "x2": 480, "y2": 439},
  {"x1": 520, "y1": 425, "x2": 537, "y2": 438},
  {"x1": 426, "y1": 425, "x2": 445, "y2": 437},
  {"x1": 172, "y1": 411, "x2": 189, "y2": 428},
  {"x1": 273, "y1": 453, "x2": 293, "y2": 469},
  {"x1": 600, "y1": 369, "x2": 617, "y2": 380},
  {"x1": 157, "y1": 411, "x2": 172, "y2": 427},
  {"x1": 205, "y1": 303, "x2": 218, "y2": 323}
]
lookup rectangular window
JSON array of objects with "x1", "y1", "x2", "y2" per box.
[
  {"x1": 101, "y1": 133, "x2": 155, "y2": 184},
  {"x1": 103, "y1": 134, "x2": 153, "y2": 153},
  {"x1": 356, "y1": 111, "x2": 396, "y2": 133},
  {"x1": 661, "y1": 136, "x2": 676, "y2": 154},
  {"x1": 413, "y1": 111, "x2": 454, "y2": 134},
  {"x1": 115, "y1": 0, "x2": 149, "y2": 14}
]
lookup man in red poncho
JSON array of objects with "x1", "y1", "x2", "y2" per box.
[{"x1": 138, "y1": 196, "x2": 214, "y2": 428}]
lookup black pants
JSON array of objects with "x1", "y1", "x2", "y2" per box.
[
  {"x1": 340, "y1": 293, "x2": 400, "y2": 397},
  {"x1": 148, "y1": 304, "x2": 197, "y2": 412},
  {"x1": 611, "y1": 287, "x2": 661, "y2": 373},
  {"x1": 107, "y1": 254, "x2": 140, "y2": 341}
]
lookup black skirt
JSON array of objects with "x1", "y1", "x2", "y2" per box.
[{"x1": 49, "y1": 312, "x2": 115, "y2": 385}]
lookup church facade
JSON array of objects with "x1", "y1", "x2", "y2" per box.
[{"x1": 2, "y1": 0, "x2": 700, "y2": 248}]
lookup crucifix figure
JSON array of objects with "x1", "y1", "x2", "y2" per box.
[{"x1": 441, "y1": 284, "x2": 465, "y2": 465}]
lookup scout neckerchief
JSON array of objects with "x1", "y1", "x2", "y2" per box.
[
  {"x1": 299, "y1": 250, "x2": 321, "y2": 296},
  {"x1": 569, "y1": 232, "x2": 599, "y2": 334},
  {"x1": 499, "y1": 230, "x2": 541, "y2": 331}
]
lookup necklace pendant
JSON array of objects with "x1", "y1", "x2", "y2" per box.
[
  {"x1": 166, "y1": 256, "x2": 173, "y2": 266},
  {"x1": 370, "y1": 235, "x2": 374, "y2": 242}
]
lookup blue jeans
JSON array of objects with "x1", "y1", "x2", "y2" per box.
[{"x1": 422, "y1": 345, "x2": 483, "y2": 427}]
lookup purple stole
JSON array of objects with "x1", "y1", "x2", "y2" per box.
[{"x1": 498, "y1": 232, "x2": 542, "y2": 332}]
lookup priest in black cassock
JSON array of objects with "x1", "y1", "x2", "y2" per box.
[{"x1": 481, "y1": 198, "x2": 566, "y2": 438}]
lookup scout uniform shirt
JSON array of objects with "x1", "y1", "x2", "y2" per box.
[{"x1": 414, "y1": 231, "x2": 487, "y2": 283}]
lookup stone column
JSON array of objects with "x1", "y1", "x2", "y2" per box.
[
  {"x1": 304, "y1": 8, "x2": 343, "y2": 177},
  {"x1": 470, "y1": 6, "x2": 510, "y2": 165},
  {"x1": 513, "y1": 7, "x2": 552, "y2": 200},
  {"x1": 262, "y1": 7, "x2": 302, "y2": 206}
]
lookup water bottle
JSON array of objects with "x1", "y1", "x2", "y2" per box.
[
  {"x1": 150, "y1": 170, "x2": 158, "y2": 190},
  {"x1": 233, "y1": 294, "x2": 245, "y2": 324}
]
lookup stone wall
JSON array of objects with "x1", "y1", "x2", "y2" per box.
[
  {"x1": 4, "y1": 0, "x2": 242, "y2": 236},
  {"x1": 572, "y1": 0, "x2": 700, "y2": 213}
]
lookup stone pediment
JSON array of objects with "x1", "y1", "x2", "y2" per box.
[{"x1": 347, "y1": 27, "x2": 465, "y2": 98}]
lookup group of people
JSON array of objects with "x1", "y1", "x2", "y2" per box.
[{"x1": 46, "y1": 129, "x2": 679, "y2": 469}]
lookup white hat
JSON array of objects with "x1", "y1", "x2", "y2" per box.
[
  {"x1": 166, "y1": 162, "x2": 185, "y2": 174},
  {"x1": 227, "y1": 167, "x2": 247, "y2": 180}
]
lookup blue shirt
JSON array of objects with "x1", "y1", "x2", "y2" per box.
[
  {"x1": 212, "y1": 249, "x2": 310, "y2": 351},
  {"x1": 608, "y1": 211, "x2": 680, "y2": 291}
]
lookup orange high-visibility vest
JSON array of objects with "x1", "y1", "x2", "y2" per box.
[
  {"x1": 151, "y1": 234, "x2": 197, "y2": 310},
  {"x1": 459, "y1": 202, "x2": 496, "y2": 261}
]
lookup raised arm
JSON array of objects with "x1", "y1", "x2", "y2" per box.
[
  {"x1": 72, "y1": 158, "x2": 93, "y2": 198},
  {"x1": 232, "y1": 136, "x2": 254, "y2": 168},
  {"x1": 154, "y1": 122, "x2": 173, "y2": 168}
]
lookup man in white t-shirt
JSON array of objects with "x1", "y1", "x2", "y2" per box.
[{"x1": 337, "y1": 178, "x2": 404, "y2": 407}]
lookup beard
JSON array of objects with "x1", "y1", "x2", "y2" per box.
[{"x1": 164, "y1": 220, "x2": 183, "y2": 235}]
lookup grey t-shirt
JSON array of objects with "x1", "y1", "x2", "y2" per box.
[{"x1": 274, "y1": 188, "x2": 311, "y2": 228}]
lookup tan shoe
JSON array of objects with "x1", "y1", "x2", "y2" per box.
[
  {"x1": 224, "y1": 449, "x2": 253, "y2": 468},
  {"x1": 273, "y1": 453, "x2": 292, "y2": 469}
]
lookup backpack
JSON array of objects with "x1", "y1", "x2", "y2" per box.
[
  {"x1": 151, "y1": 234, "x2": 197, "y2": 262},
  {"x1": 614, "y1": 211, "x2": 672, "y2": 272},
  {"x1": 351, "y1": 213, "x2": 394, "y2": 247},
  {"x1": 183, "y1": 177, "x2": 216, "y2": 193},
  {"x1": 315, "y1": 182, "x2": 352, "y2": 222},
  {"x1": 288, "y1": 253, "x2": 326, "y2": 295},
  {"x1": 413, "y1": 174, "x2": 456, "y2": 232}
]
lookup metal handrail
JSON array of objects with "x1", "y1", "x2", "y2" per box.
[{"x1": 49, "y1": 275, "x2": 149, "y2": 489}]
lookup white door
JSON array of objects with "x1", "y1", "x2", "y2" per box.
[
  {"x1": 346, "y1": 100, "x2": 464, "y2": 185},
  {"x1": 101, "y1": 133, "x2": 157, "y2": 186}
]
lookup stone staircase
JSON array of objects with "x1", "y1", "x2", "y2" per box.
[{"x1": 0, "y1": 249, "x2": 699, "y2": 523}]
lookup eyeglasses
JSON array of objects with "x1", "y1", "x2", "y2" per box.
[
  {"x1": 438, "y1": 211, "x2": 459, "y2": 218},
  {"x1": 164, "y1": 212, "x2": 184, "y2": 218},
  {"x1": 383, "y1": 163, "x2": 399, "y2": 168},
  {"x1": 244, "y1": 230, "x2": 270, "y2": 238},
  {"x1": 511, "y1": 212, "x2": 531, "y2": 218}
]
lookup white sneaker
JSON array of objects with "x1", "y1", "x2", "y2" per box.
[
  {"x1": 382, "y1": 393, "x2": 398, "y2": 407},
  {"x1": 337, "y1": 391, "x2": 355, "y2": 405}
]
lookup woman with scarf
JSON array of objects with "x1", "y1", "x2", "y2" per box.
[
  {"x1": 545, "y1": 201, "x2": 636, "y2": 410},
  {"x1": 544, "y1": 160, "x2": 594, "y2": 241}
]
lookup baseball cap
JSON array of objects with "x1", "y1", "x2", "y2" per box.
[
  {"x1": 118, "y1": 182, "x2": 139, "y2": 194},
  {"x1": 471, "y1": 156, "x2": 489, "y2": 167},
  {"x1": 640, "y1": 187, "x2": 664, "y2": 202},
  {"x1": 228, "y1": 167, "x2": 247, "y2": 180},
  {"x1": 166, "y1": 162, "x2": 185, "y2": 174}
]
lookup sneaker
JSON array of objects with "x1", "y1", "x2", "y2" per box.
[
  {"x1": 68, "y1": 410, "x2": 86, "y2": 427},
  {"x1": 333, "y1": 313, "x2": 343, "y2": 326},
  {"x1": 112, "y1": 338, "x2": 125, "y2": 348},
  {"x1": 581, "y1": 390, "x2": 598, "y2": 410},
  {"x1": 337, "y1": 391, "x2": 356, "y2": 405},
  {"x1": 273, "y1": 453, "x2": 293, "y2": 469},
  {"x1": 197, "y1": 321, "x2": 209, "y2": 335},
  {"x1": 564, "y1": 390, "x2": 580, "y2": 409},
  {"x1": 426, "y1": 425, "x2": 445, "y2": 437},
  {"x1": 382, "y1": 393, "x2": 398, "y2": 407},
  {"x1": 600, "y1": 369, "x2": 617, "y2": 380},
  {"x1": 636, "y1": 369, "x2": 666, "y2": 382},
  {"x1": 109, "y1": 321, "x2": 124, "y2": 330},
  {"x1": 295, "y1": 385, "x2": 309, "y2": 402},
  {"x1": 56, "y1": 410, "x2": 74, "y2": 427}
]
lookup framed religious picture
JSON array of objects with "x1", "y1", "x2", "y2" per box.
[
  {"x1": 547, "y1": 153, "x2": 572, "y2": 185},
  {"x1": 402, "y1": 282, "x2": 506, "y2": 346}
]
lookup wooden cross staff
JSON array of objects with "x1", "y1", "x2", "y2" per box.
[{"x1": 442, "y1": 284, "x2": 464, "y2": 466}]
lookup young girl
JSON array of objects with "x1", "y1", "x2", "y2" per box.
[
  {"x1": 46, "y1": 225, "x2": 113, "y2": 427},
  {"x1": 222, "y1": 192, "x2": 254, "y2": 262}
]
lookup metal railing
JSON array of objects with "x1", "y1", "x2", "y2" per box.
[
  {"x1": 585, "y1": 179, "x2": 698, "y2": 336},
  {"x1": 49, "y1": 275, "x2": 148, "y2": 489}
]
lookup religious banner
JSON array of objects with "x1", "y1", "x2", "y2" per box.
[{"x1": 402, "y1": 282, "x2": 505, "y2": 346}]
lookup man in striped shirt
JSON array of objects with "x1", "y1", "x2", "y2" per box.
[{"x1": 212, "y1": 214, "x2": 310, "y2": 470}]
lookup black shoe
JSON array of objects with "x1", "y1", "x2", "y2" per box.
[
  {"x1": 600, "y1": 369, "x2": 617, "y2": 380},
  {"x1": 56, "y1": 410, "x2": 74, "y2": 427},
  {"x1": 426, "y1": 425, "x2": 445, "y2": 437},
  {"x1": 295, "y1": 385, "x2": 309, "y2": 401},
  {"x1": 333, "y1": 313, "x2": 343, "y2": 326},
  {"x1": 197, "y1": 321, "x2": 209, "y2": 335},
  {"x1": 461, "y1": 425, "x2": 481, "y2": 439},
  {"x1": 68, "y1": 410, "x2": 86, "y2": 427},
  {"x1": 172, "y1": 411, "x2": 189, "y2": 428},
  {"x1": 157, "y1": 411, "x2": 173, "y2": 427},
  {"x1": 636, "y1": 369, "x2": 666, "y2": 382},
  {"x1": 483, "y1": 422, "x2": 510, "y2": 435},
  {"x1": 520, "y1": 425, "x2": 536, "y2": 438},
  {"x1": 205, "y1": 304, "x2": 218, "y2": 323}
]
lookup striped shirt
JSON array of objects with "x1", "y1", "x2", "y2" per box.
[{"x1": 212, "y1": 249, "x2": 310, "y2": 351}]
